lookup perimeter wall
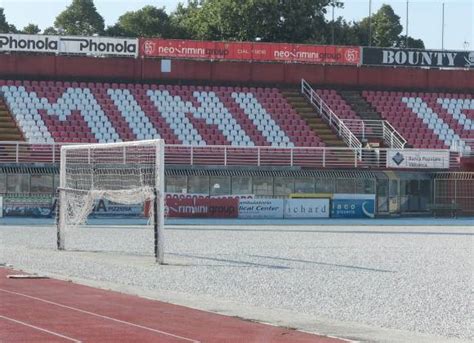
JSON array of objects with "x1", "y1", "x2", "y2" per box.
[{"x1": 1, "y1": 54, "x2": 474, "y2": 90}]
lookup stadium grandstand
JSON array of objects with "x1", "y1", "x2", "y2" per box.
[
  {"x1": 0, "y1": 1, "x2": 473, "y2": 340},
  {"x1": 0, "y1": 38, "x2": 472, "y2": 217}
]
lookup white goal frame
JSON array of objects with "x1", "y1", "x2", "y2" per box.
[{"x1": 56, "y1": 139, "x2": 165, "y2": 263}]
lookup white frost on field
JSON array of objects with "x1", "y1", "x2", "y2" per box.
[{"x1": 0, "y1": 223, "x2": 472, "y2": 342}]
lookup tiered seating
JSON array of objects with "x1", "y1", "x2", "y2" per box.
[
  {"x1": 1, "y1": 81, "x2": 329, "y2": 147},
  {"x1": 363, "y1": 91, "x2": 473, "y2": 151},
  {"x1": 253, "y1": 90, "x2": 323, "y2": 147},
  {"x1": 316, "y1": 89, "x2": 360, "y2": 120}
]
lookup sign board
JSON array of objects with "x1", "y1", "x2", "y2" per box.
[
  {"x1": 331, "y1": 194, "x2": 376, "y2": 219},
  {"x1": 0, "y1": 34, "x2": 58, "y2": 53},
  {"x1": 166, "y1": 197, "x2": 238, "y2": 218},
  {"x1": 239, "y1": 199, "x2": 284, "y2": 219},
  {"x1": 387, "y1": 150, "x2": 450, "y2": 169},
  {"x1": 2, "y1": 195, "x2": 55, "y2": 218},
  {"x1": 0, "y1": 34, "x2": 139, "y2": 57},
  {"x1": 362, "y1": 47, "x2": 474, "y2": 69},
  {"x1": 59, "y1": 36, "x2": 138, "y2": 57},
  {"x1": 284, "y1": 199, "x2": 330, "y2": 218},
  {"x1": 140, "y1": 38, "x2": 360, "y2": 65},
  {"x1": 91, "y1": 200, "x2": 143, "y2": 217}
]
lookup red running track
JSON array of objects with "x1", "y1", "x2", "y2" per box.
[{"x1": 0, "y1": 267, "x2": 342, "y2": 342}]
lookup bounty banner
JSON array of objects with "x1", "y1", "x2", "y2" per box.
[{"x1": 362, "y1": 47, "x2": 474, "y2": 69}]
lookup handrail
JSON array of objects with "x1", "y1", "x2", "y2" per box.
[
  {"x1": 341, "y1": 119, "x2": 407, "y2": 149},
  {"x1": 0, "y1": 141, "x2": 458, "y2": 170},
  {"x1": 450, "y1": 139, "x2": 474, "y2": 157},
  {"x1": 300, "y1": 79, "x2": 363, "y2": 157},
  {"x1": 382, "y1": 120, "x2": 407, "y2": 149}
]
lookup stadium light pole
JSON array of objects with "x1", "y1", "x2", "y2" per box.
[
  {"x1": 441, "y1": 2, "x2": 445, "y2": 50},
  {"x1": 368, "y1": 0, "x2": 372, "y2": 47},
  {"x1": 331, "y1": 2, "x2": 335, "y2": 45},
  {"x1": 405, "y1": 0, "x2": 409, "y2": 48}
]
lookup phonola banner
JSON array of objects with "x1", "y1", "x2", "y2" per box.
[{"x1": 140, "y1": 38, "x2": 360, "y2": 65}]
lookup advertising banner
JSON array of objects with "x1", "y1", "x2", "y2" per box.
[
  {"x1": 362, "y1": 47, "x2": 474, "y2": 69},
  {"x1": 331, "y1": 194, "x2": 375, "y2": 219},
  {"x1": 0, "y1": 34, "x2": 138, "y2": 57},
  {"x1": 91, "y1": 200, "x2": 144, "y2": 218},
  {"x1": 0, "y1": 34, "x2": 58, "y2": 53},
  {"x1": 2, "y1": 196, "x2": 55, "y2": 218},
  {"x1": 59, "y1": 36, "x2": 138, "y2": 57},
  {"x1": 238, "y1": 199, "x2": 284, "y2": 219},
  {"x1": 284, "y1": 199, "x2": 330, "y2": 218},
  {"x1": 140, "y1": 38, "x2": 360, "y2": 65},
  {"x1": 387, "y1": 150, "x2": 450, "y2": 169},
  {"x1": 166, "y1": 196, "x2": 238, "y2": 218}
]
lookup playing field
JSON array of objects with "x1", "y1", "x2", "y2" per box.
[{"x1": 1, "y1": 220, "x2": 472, "y2": 342}]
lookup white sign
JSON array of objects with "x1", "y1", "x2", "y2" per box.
[
  {"x1": 0, "y1": 34, "x2": 58, "y2": 53},
  {"x1": 387, "y1": 150, "x2": 450, "y2": 169},
  {"x1": 284, "y1": 199, "x2": 330, "y2": 218},
  {"x1": 161, "y1": 59, "x2": 171, "y2": 73},
  {"x1": 239, "y1": 199, "x2": 284, "y2": 219},
  {"x1": 59, "y1": 36, "x2": 138, "y2": 57},
  {"x1": 0, "y1": 34, "x2": 139, "y2": 57}
]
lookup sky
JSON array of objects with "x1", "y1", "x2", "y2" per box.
[{"x1": 0, "y1": 0, "x2": 472, "y2": 50}]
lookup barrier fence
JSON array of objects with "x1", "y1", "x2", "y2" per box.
[
  {"x1": 341, "y1": 119, "x2": 407, "y2": 149},
  {"x1": 451, "y1": 139, "x2": 474, "y2": 157},
  {"x1": 0, "y1": 142, "x2": 460, "y2": 170}
]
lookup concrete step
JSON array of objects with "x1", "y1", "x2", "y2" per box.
[
  {"x1": 340, "y1": 90, "x2": 384, "y2": 121},
  {"x1": 0, "y1": 98, "x2": 24, "y2": 141},
  {"x1": 0, "y1": 134, "x2": 22, "y2": 140},
  {"x1": 281, "y1": 88, "x2": 349, "y2": 148}
]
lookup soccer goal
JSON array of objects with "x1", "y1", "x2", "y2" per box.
[{"x1": 56, "y1": 139, "x2": 165, "y2": 263}]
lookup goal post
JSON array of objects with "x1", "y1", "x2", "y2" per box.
[{"x1": 56, "y1": 139, "x2": 165, "y2": 263}]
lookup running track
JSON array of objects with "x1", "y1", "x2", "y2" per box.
[{"x1": 0, "y1": 267, "x2": 342, "y2": 342}]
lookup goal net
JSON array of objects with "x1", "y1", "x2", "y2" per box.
[{"x1": 56, "y1": 139, "x2": 165, "y2": 263}]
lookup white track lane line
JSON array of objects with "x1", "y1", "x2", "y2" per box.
[
  {"x1": 0, "y1": 289, "x2": 200, "y2": 343},
  {"x1": 0, "y1": 314, "x2": 81, "y2": 342}
]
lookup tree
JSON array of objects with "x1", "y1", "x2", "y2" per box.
[
  {"x1": 341, "y1": 4, "x2": 425, "y2": 48},
  {"x1": 329, "y1": 18, "x2": 365, "y2": 46},
  {"x1": 0, "y1": 8, "x2": 17, "y2": 33},
  {"x1": 175, "y1": 0, "x2": 341, "y2": 43},
  {"x1": 106, "y1": 6, "x2": 172, "y2": 38},
  {"x1": 43, "y1": 27, "x2": 58, "y2": 35},
  {"x1": 22, "y1": 23, "x2": 41, "y2": 34},
  {"x1": 396, "y1": 36, "x2": 425, "y2": 49},
  {"x1": 169, "y1": 0, "x2": 202, "y2": 39},
  {"x1": 54, "y1": 0, "x2": 104, "y2": 35},
  {"x1": 363, "y1": 4, "x2": 402, "y2": 47}
]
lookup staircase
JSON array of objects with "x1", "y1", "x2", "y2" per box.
[
  {"x1": 339, "y1": 91, "x2": 383, "y2": 121},
  {"x1": 0, "y1": 98, "x2": 23, "y2": 141},
  {"x1": 282, "y1": 89, "x2": 347, "y2": 147}
]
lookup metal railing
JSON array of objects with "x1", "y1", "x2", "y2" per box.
[
  {"x1": 0, "y1": 141, "x2": 460, "y2": 170},
  {"x1": 342, "y1": 119, "x2": 407, "y2": 149},
  {"x1": 300, "y1": 79, "x2": 363, "y2": 156},
  {"x1": 450, "y1": 139, "x2": 474, "y2": 157}
]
